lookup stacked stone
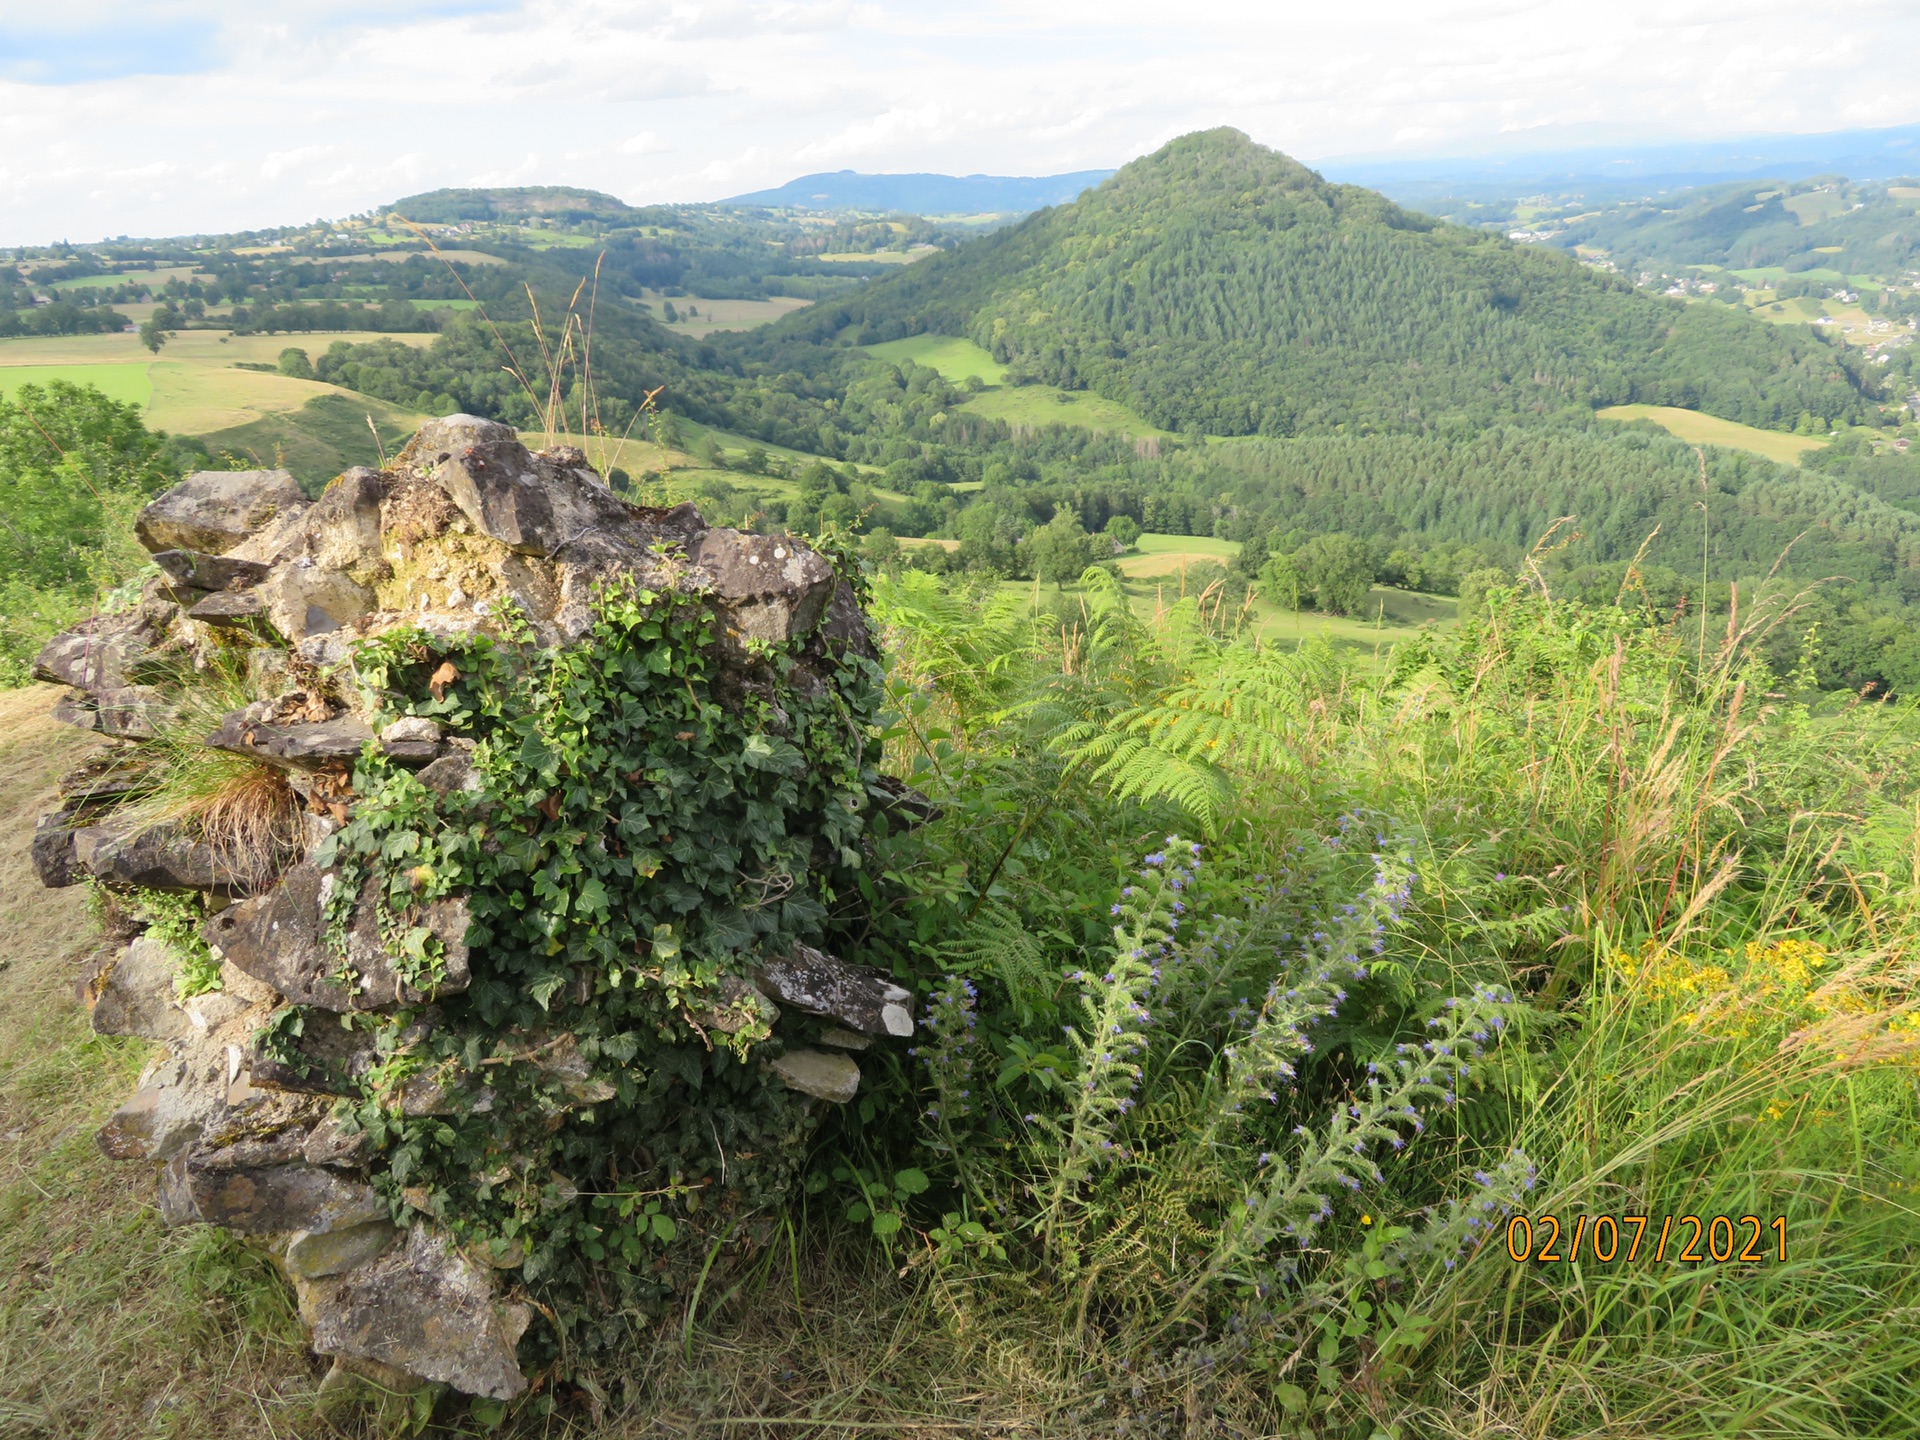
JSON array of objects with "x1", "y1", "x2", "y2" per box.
[{"x1": 28, "y1": 416, "x2": 925, "y2": 1399}]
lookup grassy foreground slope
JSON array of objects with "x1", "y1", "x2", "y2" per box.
[
  {"x1": 779, "y1": 129, "x2": 1874, "y2": 436},
  {"x1": 4, "y1": 562, "x2": 1920, "y2": 1434},
  {"x1": 0, "y1": 689, "x2": 318, "y2": 1438}
]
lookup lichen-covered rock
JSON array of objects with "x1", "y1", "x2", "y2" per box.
[
  {"x1": 754, "y1": 944, "x2": 915, "y2": 1037},
  {"x1": 32, "y1": 605, "x2": 170, "y2": 691},
  {"x1": 87, "y1": 937, "x2": 191, "y2": 1041},
  {"x1": 98, "y1": 1031, "x2": 235, "y2": 1162},
  {"x1": 205, "y1": 863, "x2": 471, "y2": 1010},
  {"x1": 298, "y1": 1225, "x2": 533, "y2": 1401},
  {"x1": 186, "y1": 590, "x2": 266, "y2": 627},
  {"x1": 284, "y1": 1220, "x2": 401, "y2": 1279},
  {"x1": 174, "y1": 1160, "x2": 387, "y2": 1235},
  {"x1": 690, "y1": 528, "x2": 838, "y2": 646},
  {"x1": 206, "y1": 713, "x2": 374, "y2": 769},
  {"x1": 31, "y1": 807, "x2": 80, "y2": 888},
  {"x1": 135, "y1": 469, "x2": 306, "y2": 555},
  {"x1": 49, "y1": 685, "x2": 175, "y2": 739}
]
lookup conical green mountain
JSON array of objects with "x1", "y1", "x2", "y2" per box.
[{"x1": 781, "y1": 129, "x2": 1871, "y2": 436}]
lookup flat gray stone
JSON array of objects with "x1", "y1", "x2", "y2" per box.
[
  {"x1": 285, "y1": 1220, "x2": 400, "y2": 1279},
  {"x1": 136, "y1": 469, "x2": 306, "y2": 555},
  {"x1": 768, "y1": 1047, "x2": 860, "y2": 1103},
  {"x1": 98, "y1": 1033, "x2": 231, "y2": 1162},
  {"x1": 206, "y1": 713, "x2": 374, "y2": 769},
  {"x1": 187, "y1": 590, "x2": 266, "y2": 626},
  {"x1": 32, "y1": 808, "x2": 80, "y2": 888},
  {"x1": 71, "y1": 819, "x2": 242, "y2": 893},
  {"x1": 152, "y1": 549, "x2": 271, "y2": 592},
  {"x1": 32, "y1": 607, "x2": 167, "y2": 691},
  {"x1": 303, "y1": 1113, "x2": 372, "y2": 1168},
  {"x1": 177, "y1": 1160, "x2": 386, "y2": 1235},
  {"x1": 298, "y1": 1224, "x2": 531, "y2": 1400},
  {"x1": 754, "y1": 944, "x2": 914, "y2": 1037}
]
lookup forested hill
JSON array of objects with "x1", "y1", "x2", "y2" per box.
[{"x1": 761, "y1": 128, "x2": 1874, "y2": 437}]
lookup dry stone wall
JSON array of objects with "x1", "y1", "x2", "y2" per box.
[{"x1": 28, "y1": 416, "x2": 925, "y2": 1399}]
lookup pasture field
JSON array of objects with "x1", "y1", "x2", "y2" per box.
[
  {"x1": 0, "y1": 363, "x2": 152, "y2": 408},
  {"x1": 864, "y1": 334, "x2": 1009, "y2": 385},
  {"x1": 998, "y1": 534, "x2": 1457, "y2": 654},
  {"x1": 1732, "y1": 265, "x2": 1857, "y2": 287},
  {"x1": 815, "y1": 246, "x2": 939, "y2": 264},
  {"x1": 44, "y1": 267, "x2": 205, "y2": 292},
  {"x1": 0, "y1": 329, "x2": 439, "y2": 485},
  {"x1": 1597, "y1": 403, "x2": 1828, "y2": 464},
  {"x1": 146, "y1": 362, "x2": 344, "y2": 435},
  {"x1": 649, "y1": 294, "x2": 813, "y2": 338},
  {"x1": 960, "y1": 382, "x2": 1168, "y2": 439},
  {"x1": 335, "y1": 249, "x2": 507, "y2": 267},
  {"x1": 1117, "y1": 532, "x2": 1240, "y2": 574},
  {"x1": 862, "y1": 335, "x2": 1163, "y2": 438},
  {"x1": 0, "y1": 329, "x2": 434, "y2": 372}
]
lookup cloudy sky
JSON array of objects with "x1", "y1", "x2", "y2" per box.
[{"x1": 2, "y1": 0, "x2": 1917, "y2": 244}]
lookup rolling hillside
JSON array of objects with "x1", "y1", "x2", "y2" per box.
[{"x1": 770, "y1": 129, "x2": 1875, "y2": 437}]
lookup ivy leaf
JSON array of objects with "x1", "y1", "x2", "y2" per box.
[
  {"x1": 528, "y1": 971, "x2": 570, "y2": 1011},
  {"x1": 703, "y1": 905, "x2": 755, "y2": 950},
  {"x1": 893, "y1": 1168, "x2": 930, "y2": 1197}
]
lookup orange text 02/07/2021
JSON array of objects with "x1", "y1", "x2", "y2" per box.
[{"x1": 1504, "y1": 1214, "x2": 1788, "y2": 1265}]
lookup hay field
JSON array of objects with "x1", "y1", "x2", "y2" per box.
[
  {"x1": 1597, "y1": 404, "x2": 1827, "y2": 465},
  {"x1": 1114, "y1": 533, "x2": 1240, "y2": 578}
]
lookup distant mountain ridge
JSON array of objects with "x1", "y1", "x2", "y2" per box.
[
  {"x1": 766, "y1": 128, "x2": 1873, "y2": 436},
  {"x1": 722, "y1": 169, "x2": 1115, "y2": 214},
  {"x1": 1327, "y1": 122, "x2": 1920, "y2": 207},
  {"x1": 387, "y1": 186, "x2": 644, "y2": 224}
]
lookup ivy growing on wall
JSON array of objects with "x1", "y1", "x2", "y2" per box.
[{"x1": 276, "y1": 575, "x2": 889, "y2": 1367}]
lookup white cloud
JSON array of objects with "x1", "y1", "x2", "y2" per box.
[{"x1": 1, "y1": 0, "x2": 1919, "y2": 241}]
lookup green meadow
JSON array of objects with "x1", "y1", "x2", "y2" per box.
[
  {"x1": 0, "y1": 363, "x2": 153, "y2": 408},
  {"x1": 864, "y1": 334, "x2": 1168, "y2": 437},
  {"x1": 864, "y1": 333, "x2": 1009, "y2": 384}
]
